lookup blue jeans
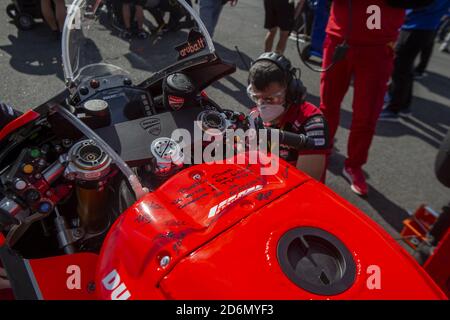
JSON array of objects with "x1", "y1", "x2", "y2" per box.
[{"x1": 199, "y1": 0, "x2": 223, "y2": 37}]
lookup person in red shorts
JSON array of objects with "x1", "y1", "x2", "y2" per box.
[
  {"x1": 319, "y1": 0, "x2": 411, "y2": 196},
  {"x1": 248, "y1": 52, "x2": 329, "y2": 182}
]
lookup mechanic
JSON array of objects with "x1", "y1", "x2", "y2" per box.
[
  {"x1": 319, "y1": 0, "x2": 433, "y2": 196},
  {"x1": 247, "y1": 52, "x2": 329, "y2": 182}
]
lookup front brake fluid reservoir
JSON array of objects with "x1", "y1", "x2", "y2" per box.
[{"x1": 64, "y1": 139, "x2": 112, "y2": 234}]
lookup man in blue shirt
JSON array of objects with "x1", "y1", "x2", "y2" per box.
[{"x1": 379, "y1": 0, "x2": 450, "y2": 121}]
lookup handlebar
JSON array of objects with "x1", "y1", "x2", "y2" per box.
[{"x1": 267, "y1": 128, "x2": 315, "y2": 150}]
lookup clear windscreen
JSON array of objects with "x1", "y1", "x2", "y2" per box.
[{"x1": 62, "y1": 0, "x2": 215, "y2": 86}]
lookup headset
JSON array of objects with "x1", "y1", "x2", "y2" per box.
[{"x1": 250, "y1": 52, "x2": 307, "y2": 105}]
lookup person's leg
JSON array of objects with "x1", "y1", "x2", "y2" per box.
[
  {"x1": 346, "y1": 43, "x2": 394, "y2": 169},
  {"x1": 209, "y1": 0, "x2": 224, "y2": 37},
  {"x1": 263, "y1": 0, "x2": 277, "y2": 52},
  {"x1": 275, "y1": 31, "x2": 290, "y2": 54},
  {"x1": 199, "y1": 0, "x2": 216, "y2": 36},
  {"x1": 319, "y1": 35, "x2": 353, "y2": 143},
  {"x1": 41, "y1": 0, "x2": 58, "y2": 31},
  {"x1": 275, "y1": 0, "x2": 294, "y2": 54},
  {"x1": 265, "y1": 28, "x2": 277, "y2": 52},
  {"x1": 135, "y1": 4, "x2": 149, "y2": 38},
  {"x1": 385, "y1": 30, "x2": 421, "y2": 113},
  {"x1": 53, "y1": 0, "x2": 67, "y2": 31},
  {"x1": 305, "y1": 4, "x2": 314, "y2": 36},
  {"x1": 167, "y1": 2, "x2": 185, "y2": 30},
  {"x1": 135, "y1": 5, "x2": 144, "y2": 30},
  {"x1": 122, "y1": 2, "x2": 132, "y2": 30},
  {"x1": 148, "y1": 7, "x2": 165, "y2": 27},
  {"x1": 415, "y1": 31, "x2": 436, "y2": 75}
]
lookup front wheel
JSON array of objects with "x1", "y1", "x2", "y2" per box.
[{"x1": 16, "y1": 14, "x2": 34, "y2": 30}]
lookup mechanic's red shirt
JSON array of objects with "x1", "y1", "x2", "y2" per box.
[
  {"x1": 326, "y1": 0, "x2": 405, "y2": 45},
  {"x1": 252, "y1": 101, "x2": 329, "y2": 164}
]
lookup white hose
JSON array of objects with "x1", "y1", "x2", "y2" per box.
[{"x1": 54, "y1": 105, "x2": 148, "y2": 199}]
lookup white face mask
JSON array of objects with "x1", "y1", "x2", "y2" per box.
[{"x1": 257, "y1": 104, "x2": 286, "y2": 123}]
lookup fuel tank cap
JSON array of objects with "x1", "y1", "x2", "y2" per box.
[{"x1": 277, "y1": 227, "x2": 356, "y2": 296}]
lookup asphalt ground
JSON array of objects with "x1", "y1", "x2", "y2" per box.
[{"x1": 0, "y1": 0, "x2": 449, "y2": 251}]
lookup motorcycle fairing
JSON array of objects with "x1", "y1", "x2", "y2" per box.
[
  {"x1": 93, "y1": 155, "x2": 445, "y2": 300},
  {"x1": 96, "y1": 154, "x2": 308, "y2": 300},
  {"x1": 0, "y1": 246, "x2": 98, "y2": 300}
]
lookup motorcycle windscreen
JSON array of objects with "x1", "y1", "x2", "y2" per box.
[{"x1": 62, "y1": 0, "x2": 215, "y2": 86}]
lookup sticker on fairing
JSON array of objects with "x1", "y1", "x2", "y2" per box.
[
  {"x1": 208, "y1": 185, "x2": 263, "y2": 219},
  {"x1": 175, "y1": 29, "x2": 207, "y2": 61}
]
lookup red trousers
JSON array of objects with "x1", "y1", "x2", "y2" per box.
[{"x1": 320, "y1": 35, "x2": 395, "y2": 168}]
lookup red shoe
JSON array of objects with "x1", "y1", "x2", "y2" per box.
[{"x1": 342, "y1": 165, "x2": 368, "y2": 196}]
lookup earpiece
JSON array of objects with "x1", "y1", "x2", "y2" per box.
[{"x1": 253, "y1": 52, "x2": 306, "y2": 105}]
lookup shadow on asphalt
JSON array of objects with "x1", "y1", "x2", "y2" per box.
[
  {"x1": 307, "y1": 91, "x2": 411, "y2": 232},
  {"x1": 0, "y1": 22, "x2": 64, "y2": 80},
  {"x1": 214, "y1": 42, "x2": 254, "y2": 72},
  {"x1": 95, "y1": 7, "x2": 189, "y2": 75},
  {"x1": 327, "y1": 149, "x2": 409, "y2": 232},
  {"x1": 338, "y1": 96, "x2": 450, "y2": 149},
  {"x1": 210, "y1": 43, "x2": 255, "y2": 109},
  {"x1": 211, "y1": 77, "x2": 253, "y2": 109},
  {"x1": 419, "y1": 70, "x2": 450, "y2": 100}
]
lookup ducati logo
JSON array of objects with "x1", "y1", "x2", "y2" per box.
[
  {"x1": 141, "y1": 118, "x2": 161, "y2": 136},
  {"x1": 168, "y1": 95, "x2": 184, "y2": 111},
  {"x1": 101, "y1": 269, "x2": 131, "y2": 300}
]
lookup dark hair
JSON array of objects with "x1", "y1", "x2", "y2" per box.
[{"x1": 248, "y1": 60, "x2": 287, "y2": 91}]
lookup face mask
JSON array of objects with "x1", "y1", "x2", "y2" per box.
[{"x1": 257, "y1": 104, "x2": 286, "y2": 123}]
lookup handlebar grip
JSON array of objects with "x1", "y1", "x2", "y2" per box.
[{"x1": 269, "y1": 129, "x2": 315, "y2": 150}]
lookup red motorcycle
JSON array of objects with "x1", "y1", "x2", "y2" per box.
[{"x1": 0, "y1": 0, "x2": 446, "y2": 300}]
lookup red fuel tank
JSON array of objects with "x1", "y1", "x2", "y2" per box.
[{"x1": 95, "y1": 159, "x2": 446, "y2": 300}]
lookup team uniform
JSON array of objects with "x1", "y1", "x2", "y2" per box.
[
  {"x1": 320, "y1": 0, "x2": 405, "y2": 169},
  {"x1": 252, "y1": 101, "x2": 329, "y2": 168}
]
